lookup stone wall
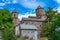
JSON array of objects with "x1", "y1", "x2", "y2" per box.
[{"x1": 21, "y1": 30, "x2": 38, "y2": 40}]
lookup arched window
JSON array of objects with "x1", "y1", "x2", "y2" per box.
[{"x1": 14, "y1": 14, "x2": 16, "y2": 17}]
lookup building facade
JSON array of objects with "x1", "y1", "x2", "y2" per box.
[
  {"x1": 20, "y1": 23, "x2": 38, "y2": 40},
  {"x1": 12, "y1": 9, "x2": 38, "y2": 40},
  {"x1": 12, "y1": 6, "x2": 46, "y2": 38},
  {"x1": 21, "y1": 6, "x2": 46, "y2": 37}
]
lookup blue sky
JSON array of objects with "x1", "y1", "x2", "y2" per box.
[{"x1": 0, "y1": 0, "x2": 60, "y2": 20}]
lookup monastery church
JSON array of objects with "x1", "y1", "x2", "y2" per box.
[{"x1": 12, "y1": 6, "x2": 46, "y2": 40}]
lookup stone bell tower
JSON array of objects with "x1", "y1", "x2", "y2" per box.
[
  {"x1": 12, "y1": 9, "x2": 20, "y2": 36},
  {"x1": 12, "y1": 9, "x2": 19, "y2": 26},
  {"x1": 36, "y1": 6, "x2": 45, "y2": 19}
]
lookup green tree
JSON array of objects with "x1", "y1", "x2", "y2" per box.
[
  {"x1": 0, "y1": 9, "x2": 17, "y2": 40},
  {"x1": 42, "y1": 7, "x2": 60, "y2": 40},
  {"x1": 45, "y1": 7, "x2": 57, "y2": 22}
]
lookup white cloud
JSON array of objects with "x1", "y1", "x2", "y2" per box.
[
  {"x1": 0, "y1": 0, "x2": 12, "y2": 6},
  {"x1": 13, "y1": 0, "x2": 17, "y2": 3},
  {"x1": 55, "y1": 0, "x2": 60, "y2": 3},
  {"x1": 0, "y1": 0, "x2": 18, "y2": 6},
  {"x1": 23, "y1": 0, "x2": 29, "y2": 1},
  {"x1": 2, "y1": 0, "x2": 4, "y2": 1},
  {"x1": 7, "y1": 1, "x2": 11, "y2": 4},
  {"x1": 0, "y1": 3, "x2": 6, "y2": 6},
  {"x1": 0, "y1": 7, "x2": 3, "y2": 9},
  {"x1": 18, "y1": 12, "x2": 36, "y2": 21},
  {"x1": 56, "y1": 6, "x2": 60, "y2": 12},
  {"x1": 19, "y1": 0, "x2": 46, "y2": 9},
  {"x1": 54, "y1": 0, "x2": 60, "y2": 12}
]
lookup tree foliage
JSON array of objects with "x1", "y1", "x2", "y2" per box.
[
  {"x1": 42, "y1": 7, "x2": 60, "y2": 40},
  {"x1": 0, "y1": 9, "x2": 17, "y2": 40}
]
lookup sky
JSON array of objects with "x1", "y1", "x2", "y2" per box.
[{"x1": 0, "y1": 0, "x2": 60, "y2": 20}]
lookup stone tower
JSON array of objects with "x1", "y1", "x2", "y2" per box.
[
  {"x1": 36, "y1": 6, "x2": 45, "y2": 19},
  {"x1": 12, "y1": 9, "x2": 20, "y2": 36},
  {"x1": 12, "y1": 9, "x2": 19, "y2": 26}
]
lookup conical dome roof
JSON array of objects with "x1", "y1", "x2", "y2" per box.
[
  {"x1": 12, "y1": 9, "x2": 18, "y2": 13},
  {"x1": 37, "y1": 6, "x2": 43, "y2": 9}
]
